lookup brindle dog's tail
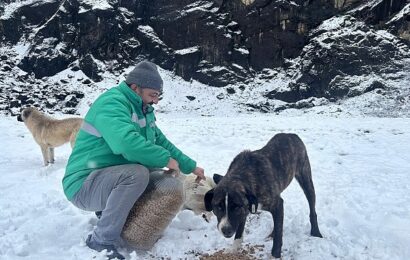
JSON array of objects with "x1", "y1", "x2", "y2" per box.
[{"x1": 295, "y1": 152, "x2": 323, "y2": 238}]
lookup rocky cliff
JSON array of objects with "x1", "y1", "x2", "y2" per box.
[{"x1": 0, "y1": 0, "x2": 409, "y2": 115}]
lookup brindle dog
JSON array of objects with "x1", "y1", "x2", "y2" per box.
[{"x1": 204, "y1": 133, "x2": 322, "y2": 258}]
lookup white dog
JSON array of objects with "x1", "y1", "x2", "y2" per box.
[{"x1": 182, "y1": 174, "x2": 216, "y2": 221}]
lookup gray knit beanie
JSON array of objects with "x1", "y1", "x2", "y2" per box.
[{"x1": 125, "y1": 60, "x2": 163, "y2": 92}]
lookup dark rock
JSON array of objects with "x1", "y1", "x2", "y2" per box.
[
  {"x1": 18, "y1": 40, "x2": 74, "y2": 79},
  {"x1": 16, "y1": 94, "x2": 28, "y2": 102},
  {"x1": 54, "y1": 93, "x2": 68, "y2": 101},
  {"x1": 216, "y1": 93, "x2": 225, "y2": 100},
  {"x1": 295, "y1": 99, "x2": 315, "y2": 109},
  {"x1": 246, "y1": 102, "x2": 271, "y2": 113},
  {"x1": 226, "y1": 87, "x2": 235, "y2": 94},
  {"x1": 73, "y1": 91, "x2": 85, "y2": 99},
  {"x1": 25, "y1": 99, "x2": 35, "y2": 105},
  {"x1": 265, "y1": 86, "x2": 301, "y2": 103},
  {"x1": 82, "y1": 79, "x2": 92, "y2": 84},
  {"x1": 282, "y1": 15, "x2": 410, "y2": 101},
  {"x1": 63, "y1": 108, "x2": 77, "y2": 114},
  {"x1": 364, "y1": 80, "x2": 386, "y2": 93},
  {"x1": 65, "y1": 95, "x2": 78, "y2": 107},
  {"x1": 375, "y1": 89, "x2": 384, "y2": 94},
  {"x1": 9, "y1": 100, "x2": 20, "y2": 108},
  {"x1": 174, "y1": 47, "x2": 202, "y2": 81},
  {"x1": 351, "y1": 0, "x2": 408, "y2": 26},
  {"x1": 71, "y1": 65, "x2": 80, "y2": 72},
  {"x1": 186, "y1": 96, "x2": 196, "y2": 101},
  {"x1": 1, "y1": 65, "x2": 11, "y2": 71},
  {"x1": 1, "y1": 0, "x2": 339, "y2": 86},
  {"x1": 79, "y1": 54, "x2": 103, "y2": 82}
]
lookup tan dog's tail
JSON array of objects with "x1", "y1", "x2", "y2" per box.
[{"x1": 69, "y1": 118, "x2": 84, "y2": 148}]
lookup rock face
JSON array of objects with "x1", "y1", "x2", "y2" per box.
[
  {"x1": 0, "y1": 0, "x2": 409, "y2": 114},
  {"x1": 267, "y1": 15, "x2": 410, "y2": 102}
]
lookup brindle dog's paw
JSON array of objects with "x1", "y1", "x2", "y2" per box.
[{"x1": 227, "y1": 238, "x2": 243, "y2": 253}]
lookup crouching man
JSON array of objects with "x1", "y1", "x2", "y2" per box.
[{"x1": 62, "y1": 60, "x2": 205, "y2": 259}]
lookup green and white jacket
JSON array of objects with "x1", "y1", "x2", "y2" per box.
[{"x1": 63, "y1": 81, "x2": 196, "y2": 200}]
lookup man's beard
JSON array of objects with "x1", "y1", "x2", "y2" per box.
[{"x1": 142, "y1": 102, "x2": 154, "y2": 114}]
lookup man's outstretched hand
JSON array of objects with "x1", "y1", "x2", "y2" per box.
[{"x1": 192, "y1": 167, "x2": 205, "y2": 183}]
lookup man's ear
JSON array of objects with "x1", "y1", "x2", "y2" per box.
[
  {"x1": 246, "y1": 193, "x2": 258, "y2": 214},
  {"x1": 204, "y1": 189, "x2": 214, "y2": 211},
  {"x1": 213, "y1": 174, "x2": 224, "y2": 184}
]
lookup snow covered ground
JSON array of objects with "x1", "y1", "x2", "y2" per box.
[{"x1": 1, "y1": 111, "x2": 409, "y2": 260}]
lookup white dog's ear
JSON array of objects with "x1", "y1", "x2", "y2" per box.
[
  {"x1": 204, "y1": 189, "x2": 214, "y2": 211},
  {"x1": 213, "y1": 174, "x2": 223, "y2": 184}
]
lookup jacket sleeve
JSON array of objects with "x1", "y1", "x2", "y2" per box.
[
  {"x1": 92, "y1": 96, "x2": 171, "y2": 168},
  {"x1": 155, "y1": 126, "x2": 196, "y2": 174}
]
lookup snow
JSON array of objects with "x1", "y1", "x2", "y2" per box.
[
  {"x1": 78, "y1": 0, "x2": 113, "y2": 12},
  {"x1": 387, "y1": 3, "x2": 410, "y2": 24},
  {"x1": 13, "y1": 42, "x2": 31, "y2": 60},
  {"x1": 0, "y1": 0, "x2": 39, "y2": 19},
  {"x1": 175, "y1": 46, "x2": 200, "y2": 55},
  {"x1": 182, "y1": 1, "x2": 214, "y2": 15},
  {"x1": 349, "y1": 0, "x2": 385, "y2": 13},
  {"x1": 234, "y1": 47, "x2": 249, "y2": 55},
  {"x1": 1, "y1": 103, "x2": 410, "y2": 259}
]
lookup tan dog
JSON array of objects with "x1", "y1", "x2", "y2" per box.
[
  {"x1": 18, "y1": 107, "x2": 83, "y2": 166},
  {"x1": 182, "y1": 174, "x2": 216, "y2": 221}
]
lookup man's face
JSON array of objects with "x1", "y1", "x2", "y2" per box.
[{"x1": 133, "y1": 85, "x2": 162, "y2": 105}]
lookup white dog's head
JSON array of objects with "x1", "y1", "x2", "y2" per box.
[{"x1": 182, "y1": 175, "x2": 216, "y2": 222}]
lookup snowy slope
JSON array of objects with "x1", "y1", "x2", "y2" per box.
[{"x1": 1, "y1": 112, "x2": 409, "y2": 259}]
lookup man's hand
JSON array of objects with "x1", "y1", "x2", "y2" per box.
[
  {"x1": 192, "y1": 167, "x2": 205, "y2": 183},
  {"x1": 166, "y1": 158, "x2": 180, "y2": 172}
]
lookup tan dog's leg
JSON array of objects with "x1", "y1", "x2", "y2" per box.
[
  {"x1": 40, "y1": 145, "x2": 49, "y2": 166},
  {"x1": 69, "y1": 132, "x2": 77, "y2": 148},
  {"x1": 49, "y1": 147, "x2": 55, "y2": 164}
]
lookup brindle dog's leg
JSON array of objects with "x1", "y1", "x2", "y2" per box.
[
  {"x1": 295, "y1": 157, "x2": 322, "y2": 238},
  {"x1": 269, "y1": 197, "x2": 284, "y2": 258},
  {"x1": 230, "y1": 220, "x2": 246, "y2": 252}
]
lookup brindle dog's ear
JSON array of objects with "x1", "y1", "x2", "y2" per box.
[
  {"x1": 213, "y1": 174, "x2": 223, "y2": 184},
  {"x1": 246, "y1": 193, "x2": 258, "y2": 214},
  {"x1": 204, "y1": 189, "x2": 214, "y2": 211}
]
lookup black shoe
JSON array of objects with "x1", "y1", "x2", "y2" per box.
[
  {"x1": 86, "y1": 235, "x2": 125, "y2": 260},
  {"x1": 95, "y1": 211, "x2": 102, "y2": 219}
]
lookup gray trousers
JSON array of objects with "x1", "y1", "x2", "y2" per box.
[{"x1": 70, "y1": 164, "x2": 150, "y2": 247}]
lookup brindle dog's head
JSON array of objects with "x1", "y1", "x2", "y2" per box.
[{"x1": 204, "y1": 174, "x2": 258, "y2": 238}]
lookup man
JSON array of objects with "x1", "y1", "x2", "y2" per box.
[{"x1": 62, "y1": 60, "x2": 205, "y2": 259}]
